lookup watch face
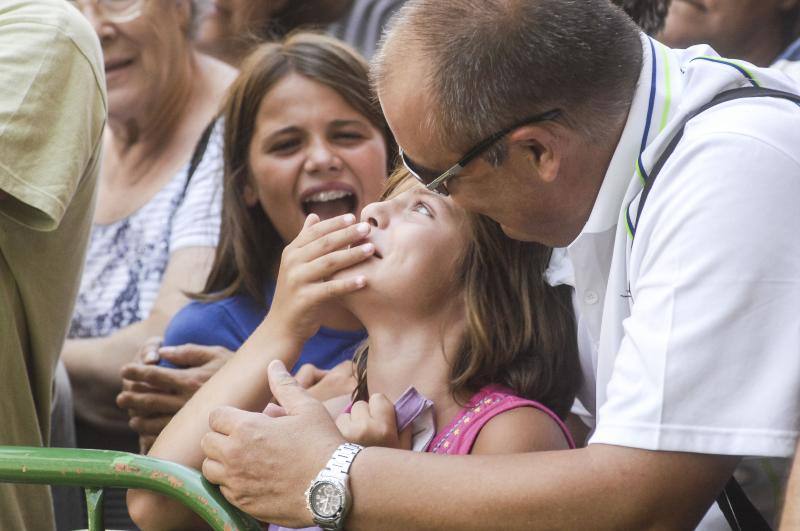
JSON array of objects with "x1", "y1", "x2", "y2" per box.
[{"x1": 310, "y1": 481, "x2": 344, "y2": 518}]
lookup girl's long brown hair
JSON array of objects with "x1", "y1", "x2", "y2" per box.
[
  {"x1": 353, "y1": 170, "x2": 580, "y2": 418},
  {"x1": 195, "y1": 32, "x2": 394, "y2": 304}
]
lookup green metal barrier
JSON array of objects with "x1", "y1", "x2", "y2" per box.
[{"x1": 0, "y1": 446, "x2": 262, "y2": 531}]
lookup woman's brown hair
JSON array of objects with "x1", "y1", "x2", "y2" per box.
[
  {"x1": 196, "y1": 32, "x2": 394, "y2": 304},
  {"x1": 353, "y1": 170, "x2": 581, "y2": 418}
]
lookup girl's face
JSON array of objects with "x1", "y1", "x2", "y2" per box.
[
  {"x1": 341, "y1": 178, "x2": 470, "y2": 312},
  {"x1": 76, "y1": 1, "x2": 192, "y2": 121},
  {"x1": 245, "y1": 73, "x2": 388, "y2": 244}
]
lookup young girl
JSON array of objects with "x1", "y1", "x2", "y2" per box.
[
  {"x1": 128, "y1": 169, "x2": 580, "y2": 529},
  {"x1": 117, "y1": 32, "x2": 394, "y2": 450}
]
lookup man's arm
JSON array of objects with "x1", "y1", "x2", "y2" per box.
[
  {"x1": 781, "y1": 442, "x2": 800, "y2": 529},
  {"x1": 347, "y1": 445, "x2": 736, "y2": 530},
  {"x1": 202, "y1": 362, "x2": 739, "y2": 530},
  {"x1": 62, "y1": 245, "x2": 215, "y2": 428}
]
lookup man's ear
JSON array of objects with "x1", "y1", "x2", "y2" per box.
[{"x1": 507, "y1": 124, "x2": 561, "y2": 184}]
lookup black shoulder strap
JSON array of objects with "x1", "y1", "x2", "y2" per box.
[
  {"x1": 631, "y1": 86, "x2": 800, "y2": 531},
  {"x1": 633, "y1": 87, "x2": 800, "y2": 239},
  {"x1": 181, "y1": 119, "x2": 217, "y2": 197},
  {"x1": 717, "y1": 476, "x2": 772, "y2": 531}
]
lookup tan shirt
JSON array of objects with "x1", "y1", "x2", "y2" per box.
[{"x1": 0, "y1": 1, "x2": 106, "y2": 529}]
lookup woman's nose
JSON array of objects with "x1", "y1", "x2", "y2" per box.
[
  {"x1": 75, "y1": 4, "x2": 115, "y2": 39},
  {"x1": 303, "y1": 140, "x2": 342, "y2": 174}
]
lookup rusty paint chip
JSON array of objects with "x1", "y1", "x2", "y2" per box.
[{"x1": 113, "y1": 463, "x2": 141, "y2": 474}]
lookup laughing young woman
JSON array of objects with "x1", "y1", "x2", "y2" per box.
[
  {"x1": 116, "y1": 32, "x2": 393, "y2": 451},
  {"x1": 163, "y1": 33, "x2": 390, "y2": 359},
  {"x1": 127, "y1": 167, "x2": 580, "y2": 530}
]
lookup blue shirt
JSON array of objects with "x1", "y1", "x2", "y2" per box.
[{"x1": 161, "y1": 282, "x2": 366, "y2": 372}]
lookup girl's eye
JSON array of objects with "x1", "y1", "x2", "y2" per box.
[
  {"x1": 269, "y1": 139, "x2": 301, "y2": 153},
  {"x1": 412, "y1": 201, "x2": 433, "y2": 217},
  {"x1": 334, "y1": 131, "x2": 365, "y2": 142}
]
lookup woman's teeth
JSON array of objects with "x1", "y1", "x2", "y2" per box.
[
  {"x1": 303, "y1": 190, "x2": 353, "y2": 203},
  {"x1": 301, "y1": 190, "x2": 357, "y2": 219}
]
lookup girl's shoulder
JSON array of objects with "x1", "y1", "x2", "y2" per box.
[
  {"x1": 427, "y1": 385, "x2": 575, "y2": 456},
  {"x1": 470, "y1": 404, "x2": 572, "y2": 455}
]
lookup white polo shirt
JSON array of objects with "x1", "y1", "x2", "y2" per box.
[
  {"x1": 556, "y1": 35, "x2": 800, "y2": 528},
  {"x1": 772, "y1": 36, "x2": 800, "y2": 83}
]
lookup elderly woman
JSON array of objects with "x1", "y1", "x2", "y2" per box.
[{"x1": 61, "y1": 0, "x2": 236, "y2": 526}]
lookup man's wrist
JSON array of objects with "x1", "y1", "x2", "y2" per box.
[{"x1": 306, "y1": 442, "x2": 365, "y2": 530}]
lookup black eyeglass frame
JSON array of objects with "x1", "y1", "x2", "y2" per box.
[{"x1": 400, "y1": 108, "x2": 562, "y2": 196}]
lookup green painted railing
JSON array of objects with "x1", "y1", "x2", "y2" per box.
[{"x1": 0, "y1": 446, "x2": 262, "y2": 531}]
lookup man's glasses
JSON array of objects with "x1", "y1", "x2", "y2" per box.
[
  {"x1": 400, "y1": 108, "x2": 561, "y2": 196},
  {"x1": 68, "y1": 0, "x2": 144, "y2": 24}
]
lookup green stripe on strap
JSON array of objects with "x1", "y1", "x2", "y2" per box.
[{"x1": 658, "y1": 44, "x2": 673, "y2": 131}]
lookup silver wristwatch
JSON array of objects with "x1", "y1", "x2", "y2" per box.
[{"x1": 305, "y1": 442, "x2": 364, "y2": 530}]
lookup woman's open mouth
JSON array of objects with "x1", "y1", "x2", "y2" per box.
[{"x1": 301, "y1": 188, "x2": 358, "y2": 221}]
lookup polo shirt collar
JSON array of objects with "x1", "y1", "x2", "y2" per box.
[{"x1": 571, "y1": 34, "x2": 658, "y2": 238}]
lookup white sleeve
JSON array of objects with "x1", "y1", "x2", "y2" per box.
[
  {"x1": 592, "y1": 130, "x2": 800, "y2": 458},
  {"x1": 169, "y1": 119, "x2": 224, "y2": 251}
]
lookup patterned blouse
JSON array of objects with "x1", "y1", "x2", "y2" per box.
[{"x1": 68, "y1": 120, "x2": 224, "y2": 339}]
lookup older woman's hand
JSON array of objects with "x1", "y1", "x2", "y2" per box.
[{"x1": 117, "y1": 343, "x2": 234, "y2": 452}]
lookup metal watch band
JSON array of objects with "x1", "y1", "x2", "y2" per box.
[
  {"x1": 309, "y1": 443, "x2": 364, "y2": 531},
  {"x1": 324, "y1": 442, "x2": 364, "y2": 476}
]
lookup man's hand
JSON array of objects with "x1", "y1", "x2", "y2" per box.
[
  {"x1": 335, "y1": 394, "x2": 411, "y2": 449},
  {"x1": 201, "y1": 360, "x2": 345, "y2": 527},
  {"x1": 117, "y1": 343, "x2": 234, "y2": 452}
]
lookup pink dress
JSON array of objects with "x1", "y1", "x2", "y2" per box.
[{"x1": 426, "y1": 384, "x2": 575, "y2": 454}]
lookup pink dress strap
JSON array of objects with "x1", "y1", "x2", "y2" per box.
[{"x1": 426, "y1": 385, "x2": 575, "y2": 455}]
